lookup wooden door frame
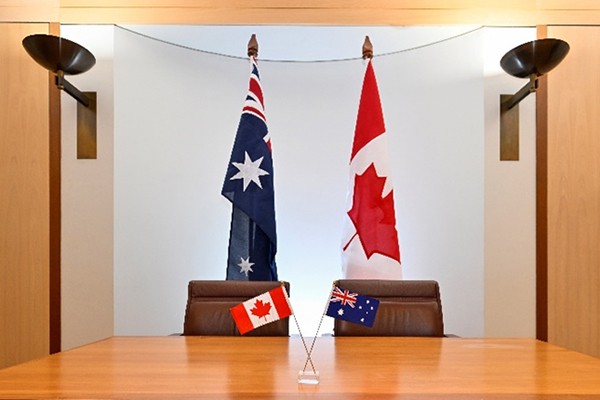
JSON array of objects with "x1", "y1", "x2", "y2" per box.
[{"x1": 49, "y1": 22, "x2": 61, "y2": 354}]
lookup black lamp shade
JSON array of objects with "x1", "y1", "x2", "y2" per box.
[
  {"x1": 22, "y1": 34, "x2": 96, "y2": 75},
  {"x1": 500, "y1": 38, "x2": 570, "y2": 79}
]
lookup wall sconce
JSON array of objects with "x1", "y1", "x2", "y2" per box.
[
  {"x1": 22, "y1": 34, "x2": 98, "y2": 159},
  {"x1": 499, "y1": 38, "x2": 570, "y2": 161}
]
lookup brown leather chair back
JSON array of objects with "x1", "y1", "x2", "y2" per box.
[
  {"x1": 183, "y1": 280, "x2": 290, "y2": 336},
  {"x1": 333, "y1": 279, "x2": 444, "y2": 337}
]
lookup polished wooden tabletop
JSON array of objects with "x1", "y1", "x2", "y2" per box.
[{"x1": 1, "y1": 336, "x2": 600, "y2": 399}]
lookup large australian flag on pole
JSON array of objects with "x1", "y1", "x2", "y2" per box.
[{"x1": 221, "y1": 56, "x2": 277, "y2": 281}]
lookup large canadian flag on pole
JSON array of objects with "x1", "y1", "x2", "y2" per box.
[{"x1": 342, "y1": 58, "x2": 402, "y2": 279}]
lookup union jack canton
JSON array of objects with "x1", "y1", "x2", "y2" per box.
[{"x1": 325, "y1": 285, "x2": 380, "y2": 327}]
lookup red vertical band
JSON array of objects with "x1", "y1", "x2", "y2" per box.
[
  {"x1": 270, "y1": 286, "x2": 292, "y2": 319},
  {"x1": 230, "y1": 303, "x2": 254, "y2": 335}
]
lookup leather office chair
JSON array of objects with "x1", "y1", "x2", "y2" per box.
[
  {"x1": 332, "y1": 279, "x2": 445, "y2": 337},
  {"x1": 183, "y1": 280, "x2": 291, "y2": 336}
]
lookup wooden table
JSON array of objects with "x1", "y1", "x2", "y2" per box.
[{"x1": 1, "y1": 336, "x2": 600, "y2": 399}]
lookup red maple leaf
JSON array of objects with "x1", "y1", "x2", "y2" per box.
[
  {"x1": 250, "y1": 299, "x2": 272, "y2": 320},
  {"x1": 346, "y1": 163, "x2": 400, "y2": 262}
]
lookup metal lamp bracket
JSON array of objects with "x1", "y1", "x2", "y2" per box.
[
  {"x1": 22, "y1": 34, "x2": 98, "y2": 159},
  {"x1": 499, "y1": 74, "x2": 539, "y2": 161},
  {"x1": 498, "y1": 38, "x2": 570, "y2": 161}
]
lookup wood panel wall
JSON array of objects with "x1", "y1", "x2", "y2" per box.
[
  {"x1": 56, "y1": 0, "x2": 600, "y2": 25},
  {"x1": 0, "y1": 23, "x2": 51, "y2": 369},
  {"x1": 2, "y1": 0, "x2": 598, "y2": 25},
  {"x1": 0, "y1": 0, "x2": 58, "y2": 22},
  {"x1": 546, "y1": 25, "x2": 600, "y2": 358}
]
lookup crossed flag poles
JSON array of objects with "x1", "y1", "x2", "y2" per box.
[
  {"x1": 228, "y1": 283, "x2": 318, "y2": 382},
  {"x1": 229, "y1": 282, "x2": 380, "y2": 384}
]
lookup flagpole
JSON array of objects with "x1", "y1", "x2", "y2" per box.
[
  {"x1": 247, "y1": 33, "x2": 258, "y2": 59},
  {"x1": 362, "y1": 35, "x2": 373, "y2": 60}
]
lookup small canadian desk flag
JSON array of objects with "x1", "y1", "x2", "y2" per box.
[{"x1": 230, "y1": 286, "x2": 292, "y2": 335}]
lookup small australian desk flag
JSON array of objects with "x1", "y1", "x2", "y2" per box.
[
  {"x1": 221, "y1": 56, "x2": 277, "y2": 281},
  {"x1": 325, "y1": 286, "x2": 380, "y2": 327}
]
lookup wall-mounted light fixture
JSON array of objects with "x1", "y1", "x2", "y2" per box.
[
  {"x1": 499, "y1": 38, "x2": 569, "y2": 161},
  {"x1": 22, "y1": 34, "x2": 98, "y2": 159}
]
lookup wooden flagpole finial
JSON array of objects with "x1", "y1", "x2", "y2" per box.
[
  {"x1": 247, "y1": 34, "x2": 258, "y2": 58},
  {"x1": 362, "y1": 35, "x2": 373, "y2": 60}
]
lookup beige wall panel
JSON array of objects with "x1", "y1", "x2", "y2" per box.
[
  {"x1": 0, "y1": 23, "x2": 51, "y2": 368},
  {"x1": 546, "y1": 25, "x2": 600, "y2": 358}
]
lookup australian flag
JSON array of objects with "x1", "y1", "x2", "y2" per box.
[
  {"x1": 221, "y1": 56, "x2": 277, "y2": 281},
  {"x1": 325, "y1": 286, "x2": 380, "y2": 327}
]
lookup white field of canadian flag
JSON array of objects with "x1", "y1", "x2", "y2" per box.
[{"x1": 229, "y1": 286, "x2": 292, "y2": 335}]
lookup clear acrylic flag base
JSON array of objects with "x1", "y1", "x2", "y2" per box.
[
  {"x1": 297, "y1": 370, "x2": 320, "y2": 385},
  {"x1": 291, "y1": 299, "x2": 327, "y2": 386}
]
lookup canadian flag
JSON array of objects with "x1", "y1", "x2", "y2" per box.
[
  {"x1": 230, "y1": 286, "x2": 292, "y2": 335},
  {"x1": 341, "y1": 59, "x2": 402, "y2": 280}
]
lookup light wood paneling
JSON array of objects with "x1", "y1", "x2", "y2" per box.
[
  {"x1": 546, "y1": 25, "x2": 600, "y2": 358},
  {"x1": 55, "y1": 0, "x2": 552, "y2": 7},
  {"x1": 0, "y1": 0, "x2": 58, "y2": 22},
  {"x1": 2, "y1": 1, "x2": 599, "y2": 27},
  {"x1": 56, "y1": 0, "x2": 600, "y2": 9},
  {"x1": 56, "y1": 0, "x2": 600, "y2": 25},
  {"x1": 0, "y1": 23, "x2": 51, "y2": 369}
]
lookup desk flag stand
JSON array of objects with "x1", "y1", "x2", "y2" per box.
[
  {"x1": 289, "y1": 296, "x2": 322, "y2": 385},
  {"x1": 294, "y1": 284, "x2": 337, "y2": 385},
  {"x1": 292, "y1": 318, "x2": 320, "y2": 384}
]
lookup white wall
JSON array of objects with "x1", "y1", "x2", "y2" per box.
[
  {"x1": 61, "y1": 25, "x2": 114, "y2": 350},
  {"x1": 61, "y1": 25, "x2": 536, "y2": 345},
  {"x1": 483, "y1": 28, "x2": 536, "y2": 336}
]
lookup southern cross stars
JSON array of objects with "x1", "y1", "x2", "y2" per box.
[
  {"x1": 238, "y1": 257, "x2": 254, "y2": 276},
  {"x1": 230, "y1": 151, "x2": 269, "y2": 191}
]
